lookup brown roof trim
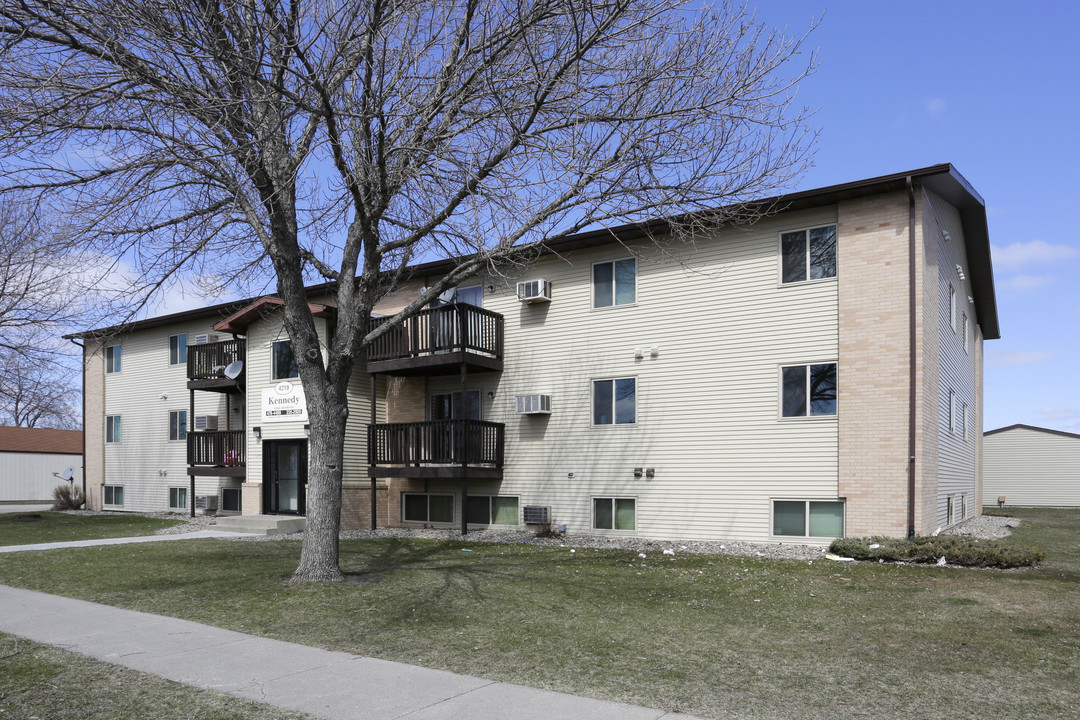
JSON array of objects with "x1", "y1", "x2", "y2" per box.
[
  {"x1": 984, "y1": 423, "x2": 1080, "y2": 440},
  {"x1": 69, "y1": 164, "x2": 998, "y2": 340},
  {"x1": 212, "y1": 297, "x2": 336, "y2": 333},
  {"x1": 64, "y1": 297, "x2": 252, "y2": 340},
  {"x1": 0, "y1": 426, "x2": 83, "y2": 454}
]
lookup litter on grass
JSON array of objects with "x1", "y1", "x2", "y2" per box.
[
  {"x1": 663, "y1": 549, "x2": 675, "y2": 556},
  {"x1": 825, "y1": 553, "x2": 855, "y2": 562}
]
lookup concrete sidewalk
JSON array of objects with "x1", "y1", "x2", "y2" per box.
[
  {"x1": 0, "y1": 529, "x2": 259, "y2": 553},
  {"x1": 0, "y1": 585, "x2": 702, "y2": 720}
]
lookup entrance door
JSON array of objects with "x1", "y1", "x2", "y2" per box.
[
  {"x1": 430, "y1": 391, "x2": 481, "y2": 463},
  {"x1": 263, "y1": 440, "x2": 307, "y2": 515}
]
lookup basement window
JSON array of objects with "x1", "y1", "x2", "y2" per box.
[
  {"x1": 403, "y1": 493, "x2": 453, "y2": 524},
  {"x1": 773, "y1": 500, "x2": 844, "y2": 538}
]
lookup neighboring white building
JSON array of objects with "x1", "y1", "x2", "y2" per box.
[
  {"x1": 984, "y1": 424, "x2": 1080, "y2": 508},
  {"x1": 0, "y1": 427, "x2": 83, "y2": 505},
  {"x1": 70, "y1": 164, "x2": 999, "y2": 541}
]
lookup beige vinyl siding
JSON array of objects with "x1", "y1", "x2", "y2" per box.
[
  {"x1": 418, "y1": 206, "x2": 839, "y2": 542},
  {"x1": 102, "y1": 321, "x2": 239, "y2": 512},
  {"x1": 0, "y1": 451, "x2": 82, "y2": 503},
  {"x1": 984, "y1": 427, "x2": 1080, "y2": 507},
  {"x1": 925, "y1": 191, "x2": 978, "y2": 526}
]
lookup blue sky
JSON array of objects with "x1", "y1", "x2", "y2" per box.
[
  {"x1": 138, "y1": 1, "x2": 1078, "y2": 434},
  {"x1": 751, "y1": 1, "x2": 1080, "y2": 433}
]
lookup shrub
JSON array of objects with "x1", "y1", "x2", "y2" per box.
[
  {"x1": 534, "y1": 522, "x2": 562, "y2": 539},
  {"x1": 51, "y1": 483, "x2": 85, "y2": 510},
  {"x1": 829, "y1": 535, "x2": 1045, "y2": 569}
]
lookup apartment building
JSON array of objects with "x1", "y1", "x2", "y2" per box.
[{"x1": 70, "y1": 164, "x2": 998, "y2": 542}]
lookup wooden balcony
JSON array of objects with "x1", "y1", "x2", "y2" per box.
[
  {"x1": 187, "y1": 339, "x2": 245, "y2": 391},
  {"x1": 367, "y1": 420, "x2": 504, "y2": 479},
  {"x1": 187, "y1": 430, "x2": 246, "y2": 477},
  {"x1": 366, "y1": 304, "x2": 503, "y2": 376}
]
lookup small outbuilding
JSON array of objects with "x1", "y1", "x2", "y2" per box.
[
  {"x1": 983, "y1": 424, "x2": 1080, "y2": 508},
  {"x1": 0, "y1": 426, "x2": 83, "y2": 506}
]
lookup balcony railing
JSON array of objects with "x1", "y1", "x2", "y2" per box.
[
  {"x1": 367, "y1": 304, "x2": 503, "y2": 371},
  {"x1": 368, "y1": 420, "x2": 505, "y2": 472},
  {"x1": 187, "y1": 430, "x2": 246, "y2": 469},
  {"x1": 187, "y1": 339, "x2": 246, "y2": 381}
]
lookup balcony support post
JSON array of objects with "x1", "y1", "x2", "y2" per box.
[
  {"x1": 189, "y1": 388, "x2": 196, "y2": 518},
  {"x1": 459, "y1": 352, "x2": 468, "y2": 536},
  {"x1": 370, "y1": 373, "x2": 377, "y2": 531}
]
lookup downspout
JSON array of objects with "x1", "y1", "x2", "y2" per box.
[
  {"x1": 906, "y1": 177, "x2": 917, "y2": 539},
  {"x1": 68, "y1": 338, "x2": 87, "y2": 507}
]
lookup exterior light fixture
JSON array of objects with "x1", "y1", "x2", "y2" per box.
[
  {"x1": 645, "y1": 468, "x2": 655, "y2": 478},
  {"x1": 634, "y1": 347, "x2": 645, "y2": 359},
  {"x1": 942, "y1": 230, "x2": 951, "y2": 242},
  {"x1": 633, "y1": 467, "x2": 643, "y2": 478},
  {"x1": 304, "y1": 424, "x2": 311, "y2": 437},
  {"x1": 650, "y1": 346, "x2": 660, "y2": 358},
  {"x1": 252, "y1": 426, "x2": 262, "y2": 439}
]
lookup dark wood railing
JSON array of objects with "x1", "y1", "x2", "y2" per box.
[
  {"x1": 368, "y1": 420, "x2": 504, "y2": 468},
  {"x1": 187, "y1": 339, "x2": 246, "y2": 381},
  {"x1": 187, "y1": 430, "x2": 246, "y2": 468},
  {"x1": 368, "y1": 304, "x2": 503, "y2": 363}
]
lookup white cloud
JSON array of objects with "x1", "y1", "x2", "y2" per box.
[
  {"x1": 922, "y1": 97, "x2": 947, "y2": 116},
  {"x1": 1038, "y1": 406, "x2": 1078, "y2": 421},
  {"x1": 1002, "y1": 274, "x2": 1053, "y2": 293},
  {"x1": 987, "y1": 350, "x2": 1058, "y2": 367},
  {"x1": 992, "y1": 240, "x2": 1078, "y2": 272}
]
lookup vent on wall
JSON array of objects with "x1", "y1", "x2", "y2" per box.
[
  {"x1": 515, "y1": 394, "x2": 552, "y2": 415},
  {"x1": 522, "y1": 506, "x2": 550, "y2": 524},
  {"x1": 516, "y1": 279, "x2": 552, "y2": 303},
  {"x1": 194, "y1": 415, "x2": 218, "y2": 431}
]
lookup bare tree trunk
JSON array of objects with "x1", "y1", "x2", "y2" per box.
[{"x1": 291, "y1": 396, "x2": 346, "y2": 584}]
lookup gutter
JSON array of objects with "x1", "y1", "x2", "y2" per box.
[{"x1": 906, "y1": 178, "x2": 917, "y2": 539}]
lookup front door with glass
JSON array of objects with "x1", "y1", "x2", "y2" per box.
[{"x1": 263, "y1": 439, "x2": 307, "y2": 515}]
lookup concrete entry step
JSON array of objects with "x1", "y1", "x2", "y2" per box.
[{"x1": 212, "y1": 515, "x2": 306, "y2": 536}]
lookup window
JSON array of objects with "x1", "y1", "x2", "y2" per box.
[
  {"x1": 430, "y1": 390, "x2": 482, "y2": 420},
  {"x1": 593, "y1": 258, "x2": 636, "y2": 308},
  {"x1": 960, "y1": 402, "x2": 968, "y2": 440},
  {"x1": 103, "y1": 485, "x2": 124, "y2": 506},
  {"x1": 593, "y1": 378, "x2": 636, "y2": 425},
  {"x1": 964, "y1": 404, "x2": 971, "y2": 441},
  {"x1": 947, "y1": 495, "x2": 956, "y2": 525},
  {"x1": 169, "y1": 334, "x2": 188, "y2": 365},
  {"x1": 593, "y1": 497, "x2": 636, "y2": 530},
  {"x1": 948, "y1": 390, "x2": 957, "y2": 434},
  {"x1": 773, "y1": 500, "x2": 844, "y2": 538},
  {"x1": 105, "y1": 415, "x2": 121, "y2": 443},
  {"x1": 466, "y1": 496, "x2": 519, "y2": 525},
  {"x1": 272, "y1": 340, "x2": 299, "y2": 380},
  {"x1": 781, "y1": 364, "x2": 837, "y2": 417},
  {"x1": 105, "y1": 345, "x2": 122, "y2": 373},
  {"x1": 949, "y1": 284, "x2": 957, "y2": 331},
  {"x1": 403, "y1": 493, "x2": 454, "y2": 523},
  {"x1": 221, "y1": 487, "x2": 242, "y2": 513},
  {"x1": 961, "y1": 494, "x2": 968, "y2": 520},
  {"x1": 169, "y1": 487, "x2": 188, "y2": 510},
  {"x1": 962, "y1": 314, "x2": 970, "y2": 353},
  {"x1": 169, "y1": 410, "x2": 187, "y2": 441},
  {"x1": 780, "y1": 225, "x2": 836, "y2": 284},
  {"x1": 457, "y1": 285, "x2": 483, "y2": 307}
]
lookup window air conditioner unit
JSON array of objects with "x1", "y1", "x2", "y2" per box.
[
  {"x1": 194, "y1": 415, "x2": 218, "y2": 431},
  {"x1": 192, "y1": 333, "x2": 220, "y2": 345},
  {"x1": 195, "y1": 495, "x2": 218, "y2": 512},
  {"x1": 515, "y1": 394, "x2": 552, "y2": 415},
  {"x1": 516, "y1": 279, "x2": 552, "y2": 303},
  {"x1": 522, "y1": 506, "x2": 550, "y2": 524}
]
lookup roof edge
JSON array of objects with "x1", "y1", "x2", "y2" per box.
[{"x1": 984, "y1": 423, "x2": 1080, "y2": 440}]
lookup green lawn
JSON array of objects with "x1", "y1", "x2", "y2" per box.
[
  {"x1": 0, "y1": 511, "x2": 183, "y2": 546},
  {"x1": 0, "y1": 507, "x2": 1076, "y2": 720},
  {"x1": 0, "y1": 631, "x2": 314, "y2": 720}
]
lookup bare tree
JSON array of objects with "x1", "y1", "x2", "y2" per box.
[
  {"x1": 0, "y1": 0, "x2": 818, "y2": 583},
  {"x1": 0, "y1": 358, "x2": 80, "y2": 428}
]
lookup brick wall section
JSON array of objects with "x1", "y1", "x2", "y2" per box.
[
  {"x1": 837, "y1": 191, "x2": 911, "y2": 537},
  {"x1": 340, "y1": 482, "x2": 389, "y2": 530},
  {"x1": 378, "y1": 376, "x2": 428, "y2": 527},
  {"x1": 83, "y1": 340, "x2": 105, "y2": 511},
  {"x1": 243, "y1": 482, "x2": 262, "y2": 515}
]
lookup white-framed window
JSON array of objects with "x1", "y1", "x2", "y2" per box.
[
  {"x1": 103, "y1": 485, "x2": 124, "y2": 506},
  {"x1": 169, "y1": 487, "x2": 188, "y2": 510},
  {"x1": 592, "y1": 377, "x2": 636, "y2": 425},
  {"x1": 780, "y1": 224, "x2": 837, "y2": 284},
  {"x1": 221, "y1": 487, "x2": 242, "y2": 513},
  {"x1": 466, "y1": 495, "x2": 519, "y2": 525},
  {"x1": 961, "y1": 494, "x2": 968, "y2": 520},
  {"x1": 169, "y1": 333, "x2": 188, "y2": 365},
  {"x1": 593, "y1": 497, "x2": 636, "y2": 530},
  {"x1": 592, "y1": 258, "x2": 636, "y2": 308},
  {"x1": 781, "y1": 363, "x2": 837, "y2": 418},
  {"x1": 402, "y1": 493, "x2": 454, "y2": 524},
  {"x1": 947, "y1": 495, "x2": 956, "y2": 525},
  {"x1": 105, "y1": 345, "x2": 122, "y2": 373},
  {"x1": 964, "y1": 404, "x2": 971, "y2": 441},
  {"x1": 961, "y1": 402, "x2": 969, "y2": 441},
  {"x1": 169, "y1": 410, "x2": 187, "y2": 441},
  {"x1": 271, "y1": 340, "x2": 299, "y2": 380},
  {"x1": 962, "y1": 313, "x2": 970, "y2": 353},
  {"x1": 948, "y1": 390, "x2": 957, "y2": 434},
  {"x1": 105, "y1": 415, "x2": 121, "y2": 443},
  {"x1": 772, "y1": 500, "x2": 845, "y2": 538},
  {"x1": 457, "y1": 285, "x2": 483, "y2": 307},
  {"x1": 949, "y1": 284, "x2": 957, "y2": 331}
]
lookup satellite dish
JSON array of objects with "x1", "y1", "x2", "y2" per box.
[
  {"x1": 223, "y1": 360, "x2": 244, "y2": 379},
  {"x1": 62, "y1": 467, "x2": 74, "y2": 481}
]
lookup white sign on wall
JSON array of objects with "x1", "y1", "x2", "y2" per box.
[{"x1": 261, "y1": 381, "x2": 308, "y2": 423}]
